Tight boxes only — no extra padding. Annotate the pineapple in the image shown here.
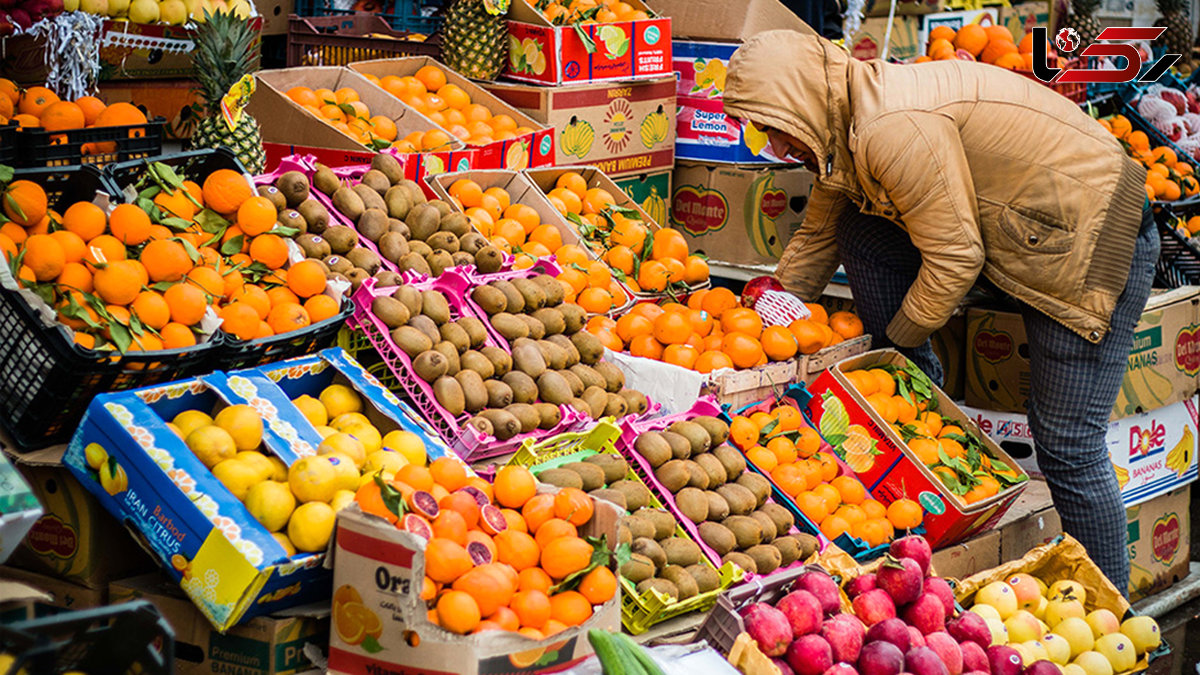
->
[188,7,265,174]
[1066,0,1104,50]
[1156,0,1194,67]
[441,0,509,81]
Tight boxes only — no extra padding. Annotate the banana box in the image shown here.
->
[613,170,672,225]
[673,41,786,164]
[64,377,333,631]
[348,56,555,171]
[845,16,921,61]
[0,449,41,566]
[806,349,1030,548]
[1127,485,1191,602]
[1108,395,1198,507]
[505,0,671,85]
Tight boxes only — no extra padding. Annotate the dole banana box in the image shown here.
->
[505,0,671,85]
[964,287,1200,418]
[670,161,814,269]
[1126,485,1191,602]
[348,56,555,171]
[806,349,1029,548]
[0,449,42,566]
[613,170,671,226]
[64,376,332,631]
[328,501,621,675]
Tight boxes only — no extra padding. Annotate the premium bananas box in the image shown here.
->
[63,376,333,631]
[613,170,671,225]
[964,287,1200,418]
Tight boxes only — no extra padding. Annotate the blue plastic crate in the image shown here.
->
[294,0,442,34]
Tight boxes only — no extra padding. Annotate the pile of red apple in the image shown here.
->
[0,0,67,36]
[739,535,1043,675]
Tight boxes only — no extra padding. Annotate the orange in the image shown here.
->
[662,343,700,369]
[430,456,469,491]
[18,86,59,117]
[233,284,271,319]
[164,283,208,326]
[683,256,709,285]
[886,498,923,530]
[23,234,65,282]
[629,334,664,359]
[576,287,614,314]
[511,589,552,629]
[729,416,759,450]
[821,515,851,540]
[56,262,93,293]
[831,475,866,505]
[237,196,277,236]
[637,259,670,292]
[553,487,593,526]
[494,465,537,508]
[720,307,763,339]
[437,590,481,635]
[869,369,896,396]
[788,319,827,355]
[720,332,764,369]
[139,240,191,282]
[650,227,688,261]
[93,259,144,305]
[652,311,692,345]
[449,179,484,208]
[615,313,653,345]
[908,437,942,465]
[829,311,863,339]
[3,180,48,227]
[250,234,289,269]
[796,491,829,524]
[549,590,592,627]
[577,566,617,605]
[39,101,85,131]
[761,325,798,361]
[521,493,556,535]
[161,323,196,349]
[202,169,253,215]
[866,393,898,423]
[540,536,592,579]
[415,65,448,92]
[186,266,224,300]
[694,350,734,373]
[981,38,1018,64]
[287,259,327,298]
[81,235,126,271]
[49,230,85,264]
[953,23,988,56]
[494,530,540,571]
[767,436,798,465]
[62,201,107,241]
[518,567,552,593]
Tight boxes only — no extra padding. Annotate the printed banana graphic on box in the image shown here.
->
[1166,425,1194,477]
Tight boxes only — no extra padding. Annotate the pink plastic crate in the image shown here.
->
[460,260,565,348]
[616,397,827,577]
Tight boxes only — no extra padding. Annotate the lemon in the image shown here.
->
[330,412,370,432]
[174,410,214,438]
[266,455,288,482]
[99,461,128,495]
[288,455,339,503]
[365,449,408,474]
[321,384,362,419]
[244,480,296,531]
[315,426,338,439]
[127,0,159,23]
[382,430,427,466]
[186,425,237,468]
[235,451,276,481]
[324,451,362,492]
[288,501,336,552]
[84,442,109,470]
[273,531,297,556]
[318,433,366,469]
[293,394,328,428]
[330,489,356,512]
[215,404,264,452]
[212,458,261,500]
[343,422,382,454]
[159,0,186,23]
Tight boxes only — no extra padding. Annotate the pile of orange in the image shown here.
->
[843,366,1026,505]
[784,303,864,355]
[1098,114,1198,201]
[918,24,1052,71]
[0,81,149,155]
[0,169,338,352]
[355,463,617,636]
[539,171,710,294]
[531,0,650,25]
[285,84,411,151]
[367,65,536,149]
[726,405,922,546]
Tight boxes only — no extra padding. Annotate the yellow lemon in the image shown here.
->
[235,451,276,481]
[318,432,366,469]
[186,425,237,468]
[320,384,362,419]
[288,501,336,552]
[365,449,408,475]
[330,489,356,512]
[324,451,362,492]
[266,455,288,482]
[84,442,109,470]
[288,455,339,503]
[165,422,183,437]
[273,531,297,556]
[215,404,264,452]
[293,394,328,428]
[173,409,214,438]
[212,458,261,500]
[316,425,338,439]
[99,461,128,495]
[343,422,382,454]
[330,412,370,432]
[382,430,427,466]
[244,480,296,531]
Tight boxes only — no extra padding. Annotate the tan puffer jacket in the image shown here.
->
[723,31,1147,347]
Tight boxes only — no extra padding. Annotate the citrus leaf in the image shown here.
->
[0,165,13,184]
[178,238,201,263]
[220,235,244,256]
[361,635,385,654]
[108,321,132,353]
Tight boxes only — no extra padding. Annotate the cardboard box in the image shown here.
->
[670,161,814,268]
[111,573,328,675]
[1127,485,1191,602]
[994,479,1062,563]
[0,576,51,624]
[806,349,1030,548]
[918,8,1001,48]
[797,335,874,385]
[99,18,264,81]
[349,57,555,170]
[254,0,289,35]
[673,41,784,164]
[846,16,921,61]
[998,0,1050,40]
[960,405,1038,476]
[0,565,108,617]
[97,79,200,141]
[482,77,676,179]
[6,446,154,589]
[249,67,476,181]
[505,0,671,85]
[930,528,1001,580]
[0,449,42,566]
[964,287,1200,417]
[328,502,621,675]
[932,313,967,402]
[864,0,946,16]
[613,169,671,226]
[646,0,818,42]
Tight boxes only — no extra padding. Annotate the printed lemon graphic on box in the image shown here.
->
[842,425,878,473]
[598,25,629,59]
[84,442,108,471]
[505,140,530,169]
[693,58,727,95]
[100,457,128,496]
[743,121,769,156]
[334,584,384,651]
[511,37,546,74]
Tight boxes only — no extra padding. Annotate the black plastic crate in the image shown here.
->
[0,163,220,450]
[287,13,440,67]
[293,0,443,34]
[0,601,173,674]
[214,298,354,370]
[1153,207,1200,288]
[103,147,245,195]
[0,122,17,165]
[16,117,166,169]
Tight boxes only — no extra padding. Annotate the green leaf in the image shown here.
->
[338,103,358,117]
[574,23,597,53]
[360,635,385,654]
[161,216,193,231]
[759,418,780,437]
[153,162,187,189]
[4,192,25,222]
[178,238,201,264]
[550,535,612,594]
[0,165,13,184]
[108,321,133,354]
[269,225,301,238]
[374,472,407,518]
[150,281,174,292]
[220,235,244,256]
[194,209,230,234]
[368,137,392,151]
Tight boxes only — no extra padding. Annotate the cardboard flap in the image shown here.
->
[646,0,816,41]
[3,444,68,467]
[0,579,52,605]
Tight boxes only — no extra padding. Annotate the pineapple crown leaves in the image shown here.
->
[193,8,261,111]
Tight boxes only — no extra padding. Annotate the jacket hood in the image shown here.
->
[724,31,857,186]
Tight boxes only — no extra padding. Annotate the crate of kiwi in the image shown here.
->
[510,421,744,634]
[618,398,825,580]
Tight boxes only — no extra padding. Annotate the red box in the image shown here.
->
[806,349,1029,548]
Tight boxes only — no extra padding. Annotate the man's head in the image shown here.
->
[758,126,818,169]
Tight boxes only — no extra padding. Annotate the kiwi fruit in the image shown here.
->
[660,565,698,600]
[519,314,547,340]
[438,322,470,354]
[583,453,627,485]
[393,285,422,315]
[451,251,475,267]
[662,539,702,568]
[491,280,525,313]
[471,286,508,315]
[562,462,606,491]
[546,335,581,367]
[686,564,720,594]
[323,255,351,275]
[670,421,712,457]
[433,341,460,376]
[277,209,306,234]
[538,341,567,371]
[426,251,454,276]
[391,326,432,358]
[312,164,340,196]
[371,153,404,185]
[430,201,452,218]
[297,234,331,260]
[406,203,441,241]
[654,460,690,493]
[620,554,656,584]
[581,387,608,419]
[458,232,488,255]
[683,460,710,490]
[531,307,565,336]
[505,403,540,433]
[481,346,512,377]
[634,432,672,469]
[622,516,656,541]
[559,303,585,334]
[536,468,583,489]
[397,252,432,276]
[352,184,387,212]
[569,364,606,391]
[723,552,757,574]
[439,212,470,237]
[693,454,728,488]
[408,315,441,343]
[698,522,736,556]
[635,508,676,540]
[331,187,365,222]
[474,246,504,273]
[478,409,521,440]
[398,180,426,205]
[592,361,624,391]
[409,240,433,257]
[636,578,679,601]
[660,431,692,461]
[432,376,465,416]
[570,331,604,366]
[618,389,649,415]
[346,248,381,275]
[536,371,572,405]
[772,536,801,567]
[484,380,513,408]
[359,170,390,196]
[412,350,449,382]
[378,232,409,263]
[723,515,764,549]
[467,415,494,437]
[345,268,370,290]
[717,483,758,516]
[713,445,747,481]
[512,278,547,311]
[532,274,565,305]
[322,226,357,255]
[706,491,730,521]
[603,394,629,419]
[276,171,311,206]
[692,416,731,446]
[675,487,709,524]
[454,370,488,413]
[609,480,650,512]
[491,313,529,341]
[759,503,795,536]
[384,185,413,220]
[631,538,667,571]
[426,231,460,254]
[459,350,495,380]
[534,402,562,429]
[589,488,626,511]
[510,341,547,378]
[746,545,782,574]
[503,371,538,405]
[388,218,410,237]
[750,511,778,542]
[374,270,402,287]
[257,184,286,211]
[735,472,772,508]
[420,291,451,325]
[794,533,820,561]
[618,524,632,547]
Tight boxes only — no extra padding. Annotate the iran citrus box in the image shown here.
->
[806,349,1029,548]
